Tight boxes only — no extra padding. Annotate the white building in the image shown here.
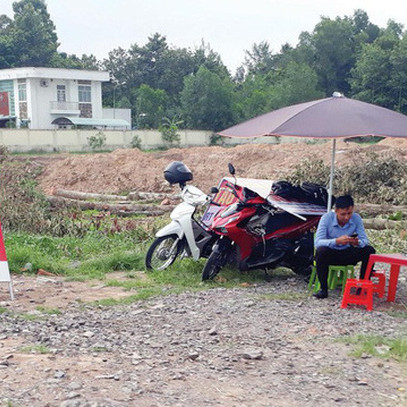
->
[0,67,130,129]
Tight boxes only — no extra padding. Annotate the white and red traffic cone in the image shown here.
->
[0,222,14,300]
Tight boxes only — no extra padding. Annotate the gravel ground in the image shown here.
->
[1,273,407,407]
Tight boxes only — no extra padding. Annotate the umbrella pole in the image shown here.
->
[327,139,336,211]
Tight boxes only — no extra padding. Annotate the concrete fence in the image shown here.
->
[0,128,286,153]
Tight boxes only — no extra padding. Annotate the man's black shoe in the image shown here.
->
[313,289,328,299]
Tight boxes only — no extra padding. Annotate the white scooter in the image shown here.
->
[145,162,219,271]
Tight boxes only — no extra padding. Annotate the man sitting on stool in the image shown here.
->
[313,194,375,299]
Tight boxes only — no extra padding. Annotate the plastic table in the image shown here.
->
[365,253,407,302]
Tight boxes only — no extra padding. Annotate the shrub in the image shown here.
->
[130,135,142,149]
[287,152,407,205]
[159,116,182,146]
[87,131,106,151]
[0,145,9,163]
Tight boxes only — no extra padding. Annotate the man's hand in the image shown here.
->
[336,235,359,246]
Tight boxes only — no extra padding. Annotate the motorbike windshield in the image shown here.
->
[221,177,327,217]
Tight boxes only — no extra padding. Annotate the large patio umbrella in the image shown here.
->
[218,92,407,210]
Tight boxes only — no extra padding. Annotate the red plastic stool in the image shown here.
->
[341,279,374,311]
[371,271,386,298]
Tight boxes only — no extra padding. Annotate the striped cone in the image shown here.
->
[0,222,14,300]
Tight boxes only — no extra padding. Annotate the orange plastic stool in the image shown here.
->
[371,271,386,298]
[341,279,374,311]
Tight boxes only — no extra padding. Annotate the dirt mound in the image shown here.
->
[38,139,407,195]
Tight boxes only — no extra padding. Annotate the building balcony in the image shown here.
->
[50,101,80,115]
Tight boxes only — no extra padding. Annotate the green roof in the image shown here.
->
[51,117,130,127]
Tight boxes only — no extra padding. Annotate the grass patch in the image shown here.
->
[255,292,309,301]
[35,306,62,315]
[0,307,8,313]
[20,345,51,354]
[93,287,169,306]
[339,334,407,361]
[17,313,45,321]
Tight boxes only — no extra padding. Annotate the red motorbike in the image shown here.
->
[201,164,328,281]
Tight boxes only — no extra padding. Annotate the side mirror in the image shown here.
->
[228,163,235,175]
[210,187,219,194]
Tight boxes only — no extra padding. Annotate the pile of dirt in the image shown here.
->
[37,139,407,195]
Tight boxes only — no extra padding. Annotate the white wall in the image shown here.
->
[0,129,287,152]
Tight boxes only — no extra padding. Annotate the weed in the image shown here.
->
[91,346,109,352]
[35,306,62,315]
[0,307,8,313]
[159,116,182,146]
[130,135,142,149]
[87,131,106,151]
[287,153,407,205]
[92,287,166,306]
[20,345,51,354]
[18,313,44,321]
[339,334,407,361]
[255,292,309,301]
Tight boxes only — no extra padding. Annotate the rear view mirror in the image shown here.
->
[228,163,235,175]
[210,187,219,194]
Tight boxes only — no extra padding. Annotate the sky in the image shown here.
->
[1,0,407,74]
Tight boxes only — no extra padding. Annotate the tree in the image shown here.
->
[135,84,168,129]
[11,0,59,66]
[269,62,324,110]
[350,22,402,110]
[181,66,235,131]
[243,41,276,76]
[0,15,14,68]
[389,33,407,112]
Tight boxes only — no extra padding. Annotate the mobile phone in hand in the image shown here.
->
[350,233,358,238]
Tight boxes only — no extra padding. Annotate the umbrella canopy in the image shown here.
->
[219,93,407,139]
[218,93,407,209]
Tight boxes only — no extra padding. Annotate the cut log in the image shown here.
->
[363,218,407,230]
[53,189,128,201]
[128,190,180,201]
[356,203,407,217]
[53,188,180,203]
[47,196,175,215]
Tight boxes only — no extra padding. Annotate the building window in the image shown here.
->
[57,85,66,102]
[78,85,91,103]
[18,82,27,102]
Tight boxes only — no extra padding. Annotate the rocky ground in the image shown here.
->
[1,272,407,407]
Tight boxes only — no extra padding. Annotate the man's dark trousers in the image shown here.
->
[315,246,376,291]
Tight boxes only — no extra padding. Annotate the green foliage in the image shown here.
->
[35,306,61,315]
[20,344,51,354]
[181,66,235,131]
[338,151,407,204]
[135,84,168,128]
[0,145,10,163]
[87,131,107,151]
[209,133,223,146]
[3,0,58,68]
[287,152,407,205]
[0,160,50,233]
[340,334,407,361]
[130,135,142,149]
[159,116,182,145]
[286,157,332,186]
[388,211,403,221]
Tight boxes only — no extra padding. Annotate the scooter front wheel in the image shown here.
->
[145,234,182,271]
[202,242,230,281]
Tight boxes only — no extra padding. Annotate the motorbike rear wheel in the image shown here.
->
[145,234,182,271]
[202,241,230,281]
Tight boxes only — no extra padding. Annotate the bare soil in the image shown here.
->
[37,138,407,196]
